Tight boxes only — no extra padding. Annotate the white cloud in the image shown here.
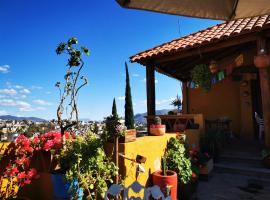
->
[33,99,52,106]
[0,88,17,95]
[132,74,140,77]
[20,89,31,94]
[117,96,125,101]
[36,107,46,111]
[0,65,10,73]
[0,99,34,112]
[14,85,24,89]
[0,99,17,106]
[0,110,7,115]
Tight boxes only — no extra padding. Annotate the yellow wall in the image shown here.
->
[187,80,241,135]
[104,134,176,188]
[184,78,255,140]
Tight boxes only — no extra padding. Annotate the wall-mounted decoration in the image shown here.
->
[235,54,244,67]
[240,80,248,87]
[242,91,250,97]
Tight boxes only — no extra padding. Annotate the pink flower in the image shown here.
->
[43,139,54,151]
[24,179,31,184]
[33,136,40,144]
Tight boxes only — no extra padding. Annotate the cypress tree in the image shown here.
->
[124,62,135,129]
[112,97,118,117]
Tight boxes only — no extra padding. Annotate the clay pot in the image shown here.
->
[149,125,166,136]
[153,170,177,200]
[254,54,270,69]
[209,61,218,74]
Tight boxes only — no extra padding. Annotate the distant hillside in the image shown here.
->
[0,115,47,122]
[134,109,171,124]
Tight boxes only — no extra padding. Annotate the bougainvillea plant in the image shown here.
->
[0,131,73,199]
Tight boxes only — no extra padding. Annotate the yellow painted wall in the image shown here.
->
[104,134,176,188]
[188,80,241,134]
[184,78,255,140]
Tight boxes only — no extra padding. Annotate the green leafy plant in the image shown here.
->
[60,132,117,200]
[55,37,89,136]
[191,64,212,92]
[102,115,126,142]
[171,95,182,112]
[165,137,193,184]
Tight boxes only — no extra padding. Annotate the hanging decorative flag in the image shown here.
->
[217,70,225,81]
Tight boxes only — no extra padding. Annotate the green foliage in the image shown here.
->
[102,115,126,142]
[112,98,118,118]
[55,37,89,134]
[60,132,117,200]
[191,64,212,92]
[165,137,192,184]
[154,116,162,125]
[171,95,182,111]
[124,62,135,129]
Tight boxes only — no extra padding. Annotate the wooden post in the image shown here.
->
[115,136,119,184]
[146,65,156,131]
[182,82,189,114]
[254,37,270,148]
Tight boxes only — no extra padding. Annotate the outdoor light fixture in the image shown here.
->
[254,48,270,69]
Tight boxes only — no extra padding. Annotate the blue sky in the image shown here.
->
[0,0,220,120]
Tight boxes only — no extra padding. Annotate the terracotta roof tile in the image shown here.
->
[131,15,270,63]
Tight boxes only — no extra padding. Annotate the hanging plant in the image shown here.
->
[191,64,212,92]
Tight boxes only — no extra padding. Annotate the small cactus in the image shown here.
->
[162,157,167,176]
[154,116,162,125]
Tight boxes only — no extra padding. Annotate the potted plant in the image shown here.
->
[171,95,182,114]
[165,137,197,200]
[153,157,177,200]
[59,132,117,199]
[191,64,212,92]
[103,115,136,143]
[189,149,213,179]
[150,116,166,136]
[262,149,270,168]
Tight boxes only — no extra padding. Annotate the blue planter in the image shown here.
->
[51,173,83,200]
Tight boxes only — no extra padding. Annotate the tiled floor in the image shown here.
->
[195,172,270,200]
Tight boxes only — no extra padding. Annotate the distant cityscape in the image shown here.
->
[0,109,171,142]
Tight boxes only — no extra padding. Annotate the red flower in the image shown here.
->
[18,172,26,180]
[24,179,31,184]
[43,139,54,151]
[27,168,37,179]
[192,172,197,178]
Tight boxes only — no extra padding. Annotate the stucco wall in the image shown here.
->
[187,80,242,135]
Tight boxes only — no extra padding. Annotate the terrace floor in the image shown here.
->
[195,172,270,200]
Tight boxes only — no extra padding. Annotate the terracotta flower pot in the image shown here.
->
[150,125,166,136]
[153,170,177,200]
[254,54,270,69]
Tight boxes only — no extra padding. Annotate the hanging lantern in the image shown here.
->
[254,49,270,69]
[209,60,218,74]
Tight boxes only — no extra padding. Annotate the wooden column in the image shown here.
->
[254,37,270,148]
[146,65,156,129]
[182,82,189,114]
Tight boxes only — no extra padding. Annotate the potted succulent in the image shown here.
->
[153,157,177,200]
[150,116,166,136]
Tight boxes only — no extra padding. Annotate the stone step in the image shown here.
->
[214,163,270,181]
